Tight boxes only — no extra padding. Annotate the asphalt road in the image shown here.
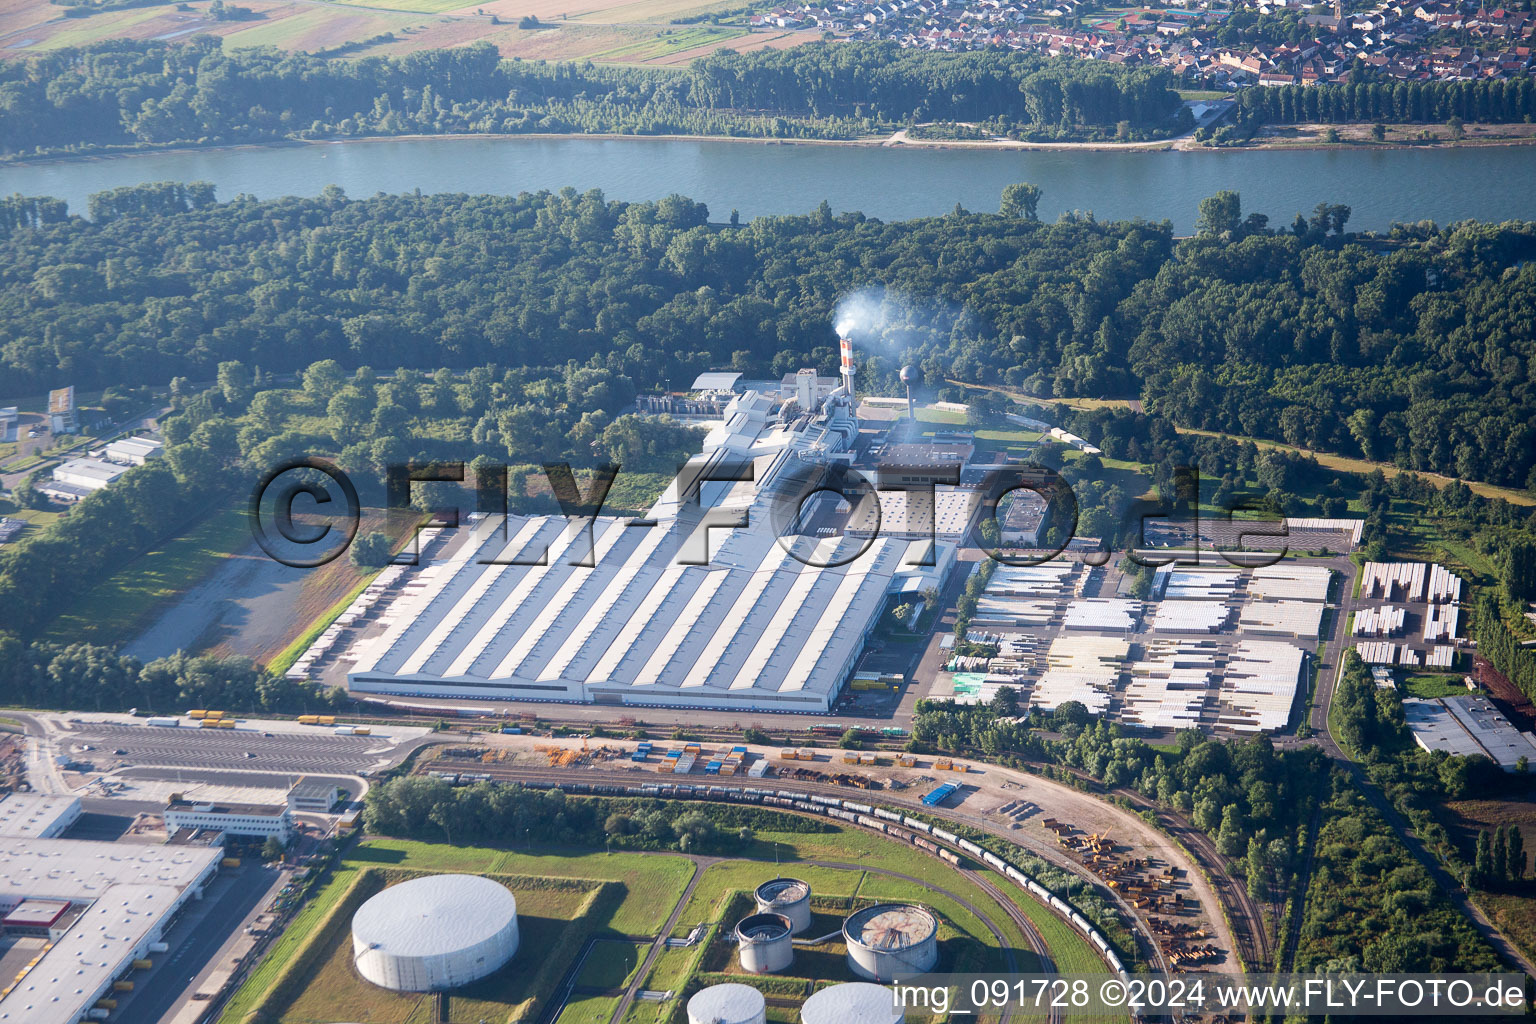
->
[112,862,282,1024]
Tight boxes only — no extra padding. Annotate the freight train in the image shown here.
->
[509,777,1126,975]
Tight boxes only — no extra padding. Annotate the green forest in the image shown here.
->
[0,39,1185,159]
[4,183,1536,495]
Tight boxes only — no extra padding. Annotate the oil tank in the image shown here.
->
[842,904,938,981]
[735,912,794,974]
[688,983,767,1024]
[801,982,905,1024]
[753,878,812,934]
[351,874,519,991]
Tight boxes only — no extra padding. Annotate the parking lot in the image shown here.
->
[60,720,416,776]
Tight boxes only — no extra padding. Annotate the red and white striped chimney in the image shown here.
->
[838,337,856,400]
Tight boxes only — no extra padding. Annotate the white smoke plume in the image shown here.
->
[832,286,972,353]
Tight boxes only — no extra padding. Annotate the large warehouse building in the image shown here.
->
[0,826,222,1024]
[345,361,963,712]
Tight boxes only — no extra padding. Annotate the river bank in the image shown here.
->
[8,118,1536,170]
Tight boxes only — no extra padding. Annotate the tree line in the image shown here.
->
[1237,77,1536,125]
[362,774,827,851]
[0,38,1184,160]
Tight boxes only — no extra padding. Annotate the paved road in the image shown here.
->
[112,862,283,1024]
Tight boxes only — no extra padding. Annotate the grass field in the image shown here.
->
[1402,671,1468,699]
[232,812,1110,1024]
[574,940,647,989]
[349,840,696,935]
[559,993,624,1024]
[43,505,250,647]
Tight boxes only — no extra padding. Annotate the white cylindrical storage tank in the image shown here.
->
[688,983,767,1024]
[754,878,812,934]
[801,982,905,1024]
[842,904,938,981]
[735,912,794,974]
[351,874,519,991]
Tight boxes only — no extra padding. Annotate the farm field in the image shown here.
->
[0,0,792,61]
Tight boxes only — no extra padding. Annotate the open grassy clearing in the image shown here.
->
[574,940,647,989]
[43,505,250,647]
[1401,671,1469,699]
[558,994,624,1024]
[349,840,695,935]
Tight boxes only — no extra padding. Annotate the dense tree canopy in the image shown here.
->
[4,183,1536,491]
[0,38,1183,159]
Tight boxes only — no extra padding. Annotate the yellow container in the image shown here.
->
[186,709,207,719]
[113,981,134,992]
[222,857,241,868]
[96,999,118,1010]
[131,959,153,970]
[317,715,336,725]
[353,727,371,736]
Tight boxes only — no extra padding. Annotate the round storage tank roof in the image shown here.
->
[755,879,809,905]
[351,874,519,991]
[843,904,937,951]
[801,983,904,1024]
[688,983,767,1024]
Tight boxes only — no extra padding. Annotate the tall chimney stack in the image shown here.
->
[838,337,857,402]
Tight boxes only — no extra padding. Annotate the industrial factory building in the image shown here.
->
[344,343,969,712]
[0,830,222,1024]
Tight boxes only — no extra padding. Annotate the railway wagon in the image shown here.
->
[1070,912,1091,935]
[1092,932,1110,953]
[843,801,874,814]
[1003,865,1028,887]
[1049,896,1071,916]
[981,851,1007,872]
[873,807,903,823]
[914,837,938,853]
[902,816,931,832]
[957,839,984,857]
[810,794,841,806]
[888,826,915,843]
[932,827,959,844]
[1026,879,1050,902]
[938,849,961,866]
[856,814,884,830]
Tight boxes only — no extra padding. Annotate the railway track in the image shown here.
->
[962,866,1063,1024]
[440,762,1169,979]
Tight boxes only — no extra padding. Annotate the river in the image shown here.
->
[3,135,1534,233]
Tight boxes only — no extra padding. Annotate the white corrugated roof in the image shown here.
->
[351,875,516,957]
